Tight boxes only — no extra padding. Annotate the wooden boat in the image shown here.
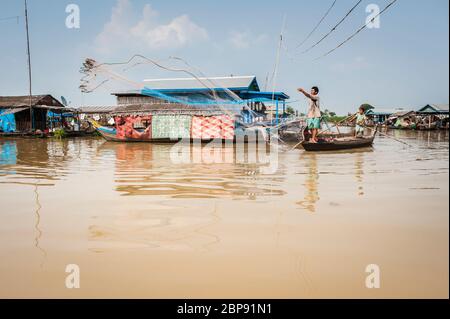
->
[91,120,268,144]
[416,125,439,131]
[62,129,97,138]
[301,126,378,152]
[277,121,356,144]
[388,125,417,130]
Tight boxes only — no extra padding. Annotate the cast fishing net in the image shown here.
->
[79,55,262,120]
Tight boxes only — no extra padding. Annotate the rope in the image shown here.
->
[364,124,413,147]
[300,0,364,54]
[316,0,400,60]
[296,0,338,49]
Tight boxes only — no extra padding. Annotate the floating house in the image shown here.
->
[85,76,290,143]
[112,76,290,124]
[365,108,409,124]
[366,104,450,129]
[416,104,449,130]
[417,104,449,116]
[0,95,67,133]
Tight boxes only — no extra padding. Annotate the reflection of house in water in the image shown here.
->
[297,154,319,213]
[98,143,286,200]
[0,139,83,185]
[0,141,17,166]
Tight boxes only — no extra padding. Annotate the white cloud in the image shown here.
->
[229,30,268,50]
[95,0,208,53]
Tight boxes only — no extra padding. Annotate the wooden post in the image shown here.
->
[24,0,33,132]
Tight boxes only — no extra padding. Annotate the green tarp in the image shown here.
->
[152,115,192,139]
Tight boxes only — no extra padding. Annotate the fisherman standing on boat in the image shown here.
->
[298,87,321,143]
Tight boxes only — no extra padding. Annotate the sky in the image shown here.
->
[0,0,449,114]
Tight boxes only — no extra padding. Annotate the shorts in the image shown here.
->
[355,125,365,133]
[307,118,321,129]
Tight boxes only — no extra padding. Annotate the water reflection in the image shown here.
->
[355,152,365,196]
[388,129,449,148]
[296,153,319,213]
[98,142,287,200]
[0,141,17,167]
[33,181,47,267]
[0,139,62,185]
[88,203,223,253]
[88,142,288,252]
[1,140,50,265]
[0,138,104,185]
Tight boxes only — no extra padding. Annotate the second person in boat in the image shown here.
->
[355,106,367,137]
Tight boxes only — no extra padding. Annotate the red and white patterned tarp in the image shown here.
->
[191,116,235,140]
[114,115,152,140]
[217,115,235,140]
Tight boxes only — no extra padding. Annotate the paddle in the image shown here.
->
[364,125,414,148]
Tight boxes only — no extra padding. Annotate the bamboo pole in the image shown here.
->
[318,113,357,136]
[364,125,413,147]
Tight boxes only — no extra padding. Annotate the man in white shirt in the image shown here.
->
[298,86,321,143]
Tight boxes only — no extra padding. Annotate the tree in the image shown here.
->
[285,106,295,115]
[360,103,374,111]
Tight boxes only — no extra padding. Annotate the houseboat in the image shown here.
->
[0,95,71,137]
[87,76,291,144]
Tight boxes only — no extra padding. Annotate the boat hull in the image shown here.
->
[302,136,375,152]
[95,124,268,144]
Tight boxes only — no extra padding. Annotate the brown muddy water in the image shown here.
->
[0,130,448,298]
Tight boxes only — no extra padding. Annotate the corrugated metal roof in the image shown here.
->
[76,103,232,115]
[0,95,64,108]
[141,76,259,91]
[114,103,224,113]
[430,104,449,111]
[416,104,449,114]
[389,110,416,118]
[366,108,407,115]
[0,107,29,116]
[76,106,118,113]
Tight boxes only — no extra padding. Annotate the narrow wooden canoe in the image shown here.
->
[301,127,377,152]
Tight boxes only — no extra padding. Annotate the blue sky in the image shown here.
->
[0,0,448,114]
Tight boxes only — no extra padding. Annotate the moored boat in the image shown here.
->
[90,120,269,144]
